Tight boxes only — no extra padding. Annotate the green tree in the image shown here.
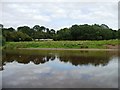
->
[57,28,71,40]
[17,26,32,37]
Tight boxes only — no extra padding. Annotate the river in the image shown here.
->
[1,49,118,88]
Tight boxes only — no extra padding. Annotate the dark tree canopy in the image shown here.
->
[1,24,119,42]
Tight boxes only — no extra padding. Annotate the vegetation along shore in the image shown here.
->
[3,40,119,49]
[1,24,119,50]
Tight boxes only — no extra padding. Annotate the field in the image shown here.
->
[3,40,119,49]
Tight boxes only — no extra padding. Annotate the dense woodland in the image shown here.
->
[1,24,120,43]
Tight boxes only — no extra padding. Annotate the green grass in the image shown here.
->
[3,40,119,49]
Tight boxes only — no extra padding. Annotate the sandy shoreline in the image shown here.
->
[18,48,119,51]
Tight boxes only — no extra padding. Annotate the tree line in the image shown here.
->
[1,24,119,42]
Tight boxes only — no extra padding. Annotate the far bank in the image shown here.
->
[3,40,119,50]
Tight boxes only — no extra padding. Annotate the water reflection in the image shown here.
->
[2,50,118,68]
[1,49,118,88]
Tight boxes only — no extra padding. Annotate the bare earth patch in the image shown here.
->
[105,44,119,49]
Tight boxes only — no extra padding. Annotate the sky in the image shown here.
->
[0,0,119,30]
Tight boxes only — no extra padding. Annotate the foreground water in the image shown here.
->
[1,49,118,88]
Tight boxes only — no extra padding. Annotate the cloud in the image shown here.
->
[1,0,119,2]
[1,1,118,30]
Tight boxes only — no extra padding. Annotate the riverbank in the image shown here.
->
[18,48,118,51]
[3,40,119,49]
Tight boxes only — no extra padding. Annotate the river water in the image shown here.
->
[1,49,118,88]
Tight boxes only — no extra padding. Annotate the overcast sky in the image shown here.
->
[0,0,119,30]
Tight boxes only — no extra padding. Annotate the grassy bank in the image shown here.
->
[3,40,119,49]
